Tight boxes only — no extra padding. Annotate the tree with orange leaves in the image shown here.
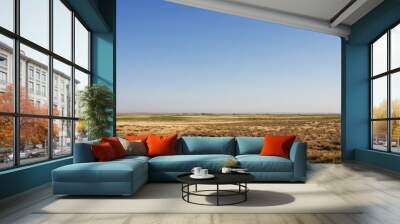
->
[0,84,59,151]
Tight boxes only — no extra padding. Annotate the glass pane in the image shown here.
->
[53,59,72,117]
[53,119,72,157]
[0,34,14,112]
[20,0,49,49]
[20,117,49,165]
[391,72,400,118]
[372,121,388,151]
[0,0,14,31]
[372,33,387,76]
[0,116,13,170]
[53,0,72,60]
[74,69,89,117]
[20,44,49,115]
[392,24,400,70]
[372,77,387,119]
[75,120,88,143]
[391,120,400,153]
[74,17,89,70]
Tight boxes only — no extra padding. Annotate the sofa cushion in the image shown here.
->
[101,137,127,158]
[236,155,293,172]
[53,158,147,183]
[91,142,118,161]
[236,137,263,155]
[147,135,177,157]
[260,135,296,159]
[179,137,235,155]
[149,154,235,172]
[120,139,147,156]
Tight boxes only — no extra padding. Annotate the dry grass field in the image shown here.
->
[117,114,341,163]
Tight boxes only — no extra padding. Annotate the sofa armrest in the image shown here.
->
[73,140,100,163]
[289,141,307,181]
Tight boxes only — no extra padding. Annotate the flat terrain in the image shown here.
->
[117,114,341,163]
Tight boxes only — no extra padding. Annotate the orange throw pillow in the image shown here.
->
[91,142,117,161]
[146,135,177,157]
[101,137,127,158]
[125,135,148,141]
[260,135,296,159]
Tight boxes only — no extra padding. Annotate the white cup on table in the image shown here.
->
[200,169,208,176]
[191,167,202,176]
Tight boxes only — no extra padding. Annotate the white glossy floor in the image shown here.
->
[1,163,400,224]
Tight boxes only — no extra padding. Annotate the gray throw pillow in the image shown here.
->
[119,138,147,156]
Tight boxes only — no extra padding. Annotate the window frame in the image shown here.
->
[370,21,400,154]
[0,0,92,171]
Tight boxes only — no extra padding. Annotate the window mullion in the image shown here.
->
[71,10,76,154]
[13,0,20,167]
[48,0,54,160]
[388,30,392,152]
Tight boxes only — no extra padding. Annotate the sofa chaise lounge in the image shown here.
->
[52,137,307,196]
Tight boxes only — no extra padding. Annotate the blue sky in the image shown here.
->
[117,0,341,114]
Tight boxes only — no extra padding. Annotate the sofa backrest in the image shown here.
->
[178,137,236,155]
[235,137,264,155]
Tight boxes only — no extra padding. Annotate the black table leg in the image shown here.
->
[245,183,247,201]
[216,184,219,206]
[195,184,198,192]
[187,184,190,202]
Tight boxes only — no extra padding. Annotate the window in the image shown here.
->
[53,119,72,158]
[42,85,46,97]
[0,0,91,170]
[74,69,89,118]
[20,0,49,49]
[371,23,400,153]
[0,116,13,170]
[75,18,90,70]
[53,0,72,60]
[19,117,49,165]
[0,0,14,32]
[53,59,72,117]
[28,67,34,80]
[35,70,40,81]
[0,71,7,92]
[28,82,34,94]
[0,55,7,67]
[0,53,8,90]
[0,34,13,113]
[35,84,40,95]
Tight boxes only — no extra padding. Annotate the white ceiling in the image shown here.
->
[167,0,384,38]
[228,0,352,22]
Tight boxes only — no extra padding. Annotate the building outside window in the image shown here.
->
[0,0,91,170]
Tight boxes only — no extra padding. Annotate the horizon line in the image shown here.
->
[117,112,341,115]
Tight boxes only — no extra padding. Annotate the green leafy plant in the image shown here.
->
[79,84,114,140]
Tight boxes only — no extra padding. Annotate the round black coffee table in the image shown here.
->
[177,173,255,206]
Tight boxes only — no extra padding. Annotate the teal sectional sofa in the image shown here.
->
[52,137,307,196]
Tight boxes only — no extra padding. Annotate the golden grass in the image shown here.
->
[117,114,341,163]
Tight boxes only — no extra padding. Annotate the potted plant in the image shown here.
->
[79,84,114,140]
